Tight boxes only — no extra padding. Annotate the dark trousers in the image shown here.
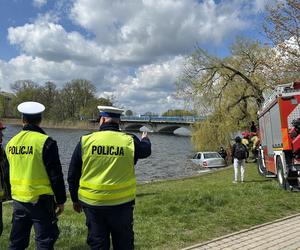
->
[9,196,59,250]
[83,204,134,250]
[0,201,3,237]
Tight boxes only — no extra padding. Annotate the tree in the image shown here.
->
[8,78,115,121]
[191,111,233,151]
[58,80,114,120]
[10,80,41,116]
[125,110,133,116]
[0,92,14,118]
[162,109,196,116]
[264,0,300,72]
[11,80,39,93]
[38,82,59,119]
[80,97,113,120]
[143,112,158,116]
[178,38,285,150]
[60,79,96,120]
[97,97,113,107]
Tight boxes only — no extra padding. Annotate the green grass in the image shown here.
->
[2,164,300,249]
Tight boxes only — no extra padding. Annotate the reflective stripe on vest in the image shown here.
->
[79,130,135,206]
[6,130,53,202]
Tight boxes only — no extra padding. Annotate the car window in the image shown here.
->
[203,153,221,159]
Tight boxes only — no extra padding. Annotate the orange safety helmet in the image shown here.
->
[0,121,6,130]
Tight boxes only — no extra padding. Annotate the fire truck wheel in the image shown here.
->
[257,150,266,176]
[277,157,288,190]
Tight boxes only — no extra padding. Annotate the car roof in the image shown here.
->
[196,151,219,154]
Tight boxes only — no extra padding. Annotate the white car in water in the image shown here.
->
[191,151,226,168]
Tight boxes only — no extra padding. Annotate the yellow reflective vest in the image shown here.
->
[242,138,249,146]
[79,130,135,206]
[6,130,53,202]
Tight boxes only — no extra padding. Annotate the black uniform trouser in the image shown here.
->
[9,196,59,250]
[83,204,134,250]
[0,201,3,237]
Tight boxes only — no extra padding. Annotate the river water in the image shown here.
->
[2,124,202,183]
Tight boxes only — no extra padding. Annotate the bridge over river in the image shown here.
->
[119,116,204,134]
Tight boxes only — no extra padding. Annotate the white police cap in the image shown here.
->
[97,106,124,117]
[17,101,45,115]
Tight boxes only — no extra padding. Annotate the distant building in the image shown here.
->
[0,91,14,118]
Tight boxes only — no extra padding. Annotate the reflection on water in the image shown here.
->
[3,124,201,182]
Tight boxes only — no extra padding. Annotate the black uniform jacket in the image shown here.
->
[8,124,67,205]
[67,123,152,205]
[0,147,11,201]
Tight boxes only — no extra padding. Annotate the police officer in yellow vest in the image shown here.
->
[68,106,151,250]
[0,121,10,237]
[6,101,66,250]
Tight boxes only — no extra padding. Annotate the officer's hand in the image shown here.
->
[141,131,148,139]
[56,204,64,216]
[73,202,82,213]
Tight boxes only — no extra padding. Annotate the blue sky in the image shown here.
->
[0,0,274,114]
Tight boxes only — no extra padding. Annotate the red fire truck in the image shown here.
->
[257,80,300,190]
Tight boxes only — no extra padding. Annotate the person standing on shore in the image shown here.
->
[218,146,227,161]
[0,121,10,237]
[68,105,151,250]
[5,101,66,249]
[231,136,248,183]
[250,121,257,133]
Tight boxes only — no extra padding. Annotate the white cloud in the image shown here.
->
[102,56,186,114]
[254,0,279,12]
[2,0,268,114]
[7,22,109,66]
[0,55,108,91]
[8,0,251,67]
[69,0,249,62]
[33,0,47,8]
[0,55,186,114]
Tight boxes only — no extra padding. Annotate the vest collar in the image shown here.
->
[99,123,120,131]
[23,124,46,135]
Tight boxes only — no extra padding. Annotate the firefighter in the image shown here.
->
[291,118,300,138]
[6,101,66,250]
[250,134,260,161]
[241,131,250,146]
[250,121,257,133]
[68,106,151,250]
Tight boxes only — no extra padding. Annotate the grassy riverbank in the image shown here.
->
[2,118,98,130]
[2,164,300,249]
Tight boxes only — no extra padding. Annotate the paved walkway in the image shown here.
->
[182,213,300,250]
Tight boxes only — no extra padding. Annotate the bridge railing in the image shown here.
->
[120,116,205,122]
